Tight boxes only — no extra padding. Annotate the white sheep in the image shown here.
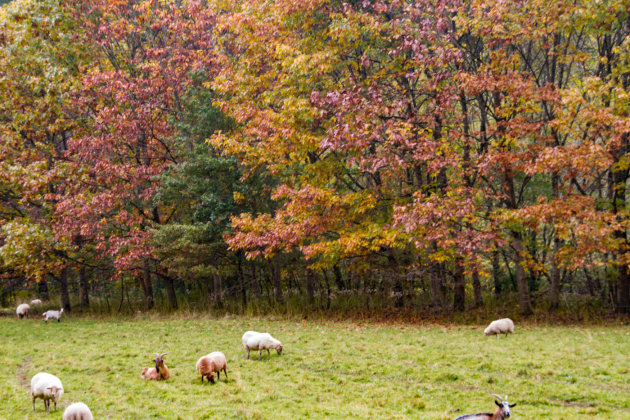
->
[30,372,64,413]
[16,303,30,319]
[484,318,515,339]
[30,299,42,306]
[196,351,228,383]
[63,402,93,420]
[242,331,283,360]
[43,308,64,322]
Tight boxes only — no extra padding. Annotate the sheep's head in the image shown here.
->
[276,344,283,355]
[492,394,515,418]
[47,385,62,401]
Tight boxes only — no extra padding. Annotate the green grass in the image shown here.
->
[0,315,629,419]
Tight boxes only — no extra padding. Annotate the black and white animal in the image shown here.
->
[455,394,516,420]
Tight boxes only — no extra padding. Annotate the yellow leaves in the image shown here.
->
[233,191,245,204]
[0,219,66,280]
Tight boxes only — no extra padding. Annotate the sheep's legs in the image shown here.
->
[217,371,220,380]
[45,399,49,413]
[259,349,263,360]
[247,349,250,359]
[201,374,204,383]
[53,399,57,411]
[267,349,270,356]
[32,396,35,410]
[223,368,228,379]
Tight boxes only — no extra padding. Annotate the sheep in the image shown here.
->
[455,395,516,420]
[30,372,64,413]
[484,318,514,339]
[30,299,42,306]
[196,351,228,383]
[43,308,64,322]
[63,402,93,420]
[242,331,283,360]
[16,303,30,319]
[141,352,170,380]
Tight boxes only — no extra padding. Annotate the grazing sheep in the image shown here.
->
[196,351,228,383]
[63,402,93,420]
[16,303,30,319]
[30,372,64,413]
[242,331,283,360]
[43,308,64,322]
[141,352,170,380]
[484,318,514,339]
[455,395,516,420]
[30,299,42,306]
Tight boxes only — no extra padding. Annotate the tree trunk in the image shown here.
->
[271,263,283,303]
[306,268,315,304]
[238,255,246,308]
[612,168,630,313]
[38,278,50,301]
[513,231,533,316]
[333,264,345,290]
[549,171,562,310]
[491,250,502,295]
[388,251,403,308]
[429,261,443,309]
[78,265,89,308]
[472,269,483,308]
[163,275,178,310]
[549,237,561,310]
[250,265,260,297]
[142,259,154,309]
[617,255,630,314]
[213,275,222,307]
[453,261,465,312]
[322,269,331,309]
[58,267,71,312]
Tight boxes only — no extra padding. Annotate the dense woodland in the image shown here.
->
[1,0,629,316]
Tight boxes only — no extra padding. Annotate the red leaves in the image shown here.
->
[50,0,217,272]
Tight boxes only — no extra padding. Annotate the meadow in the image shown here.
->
[1,314,629,419]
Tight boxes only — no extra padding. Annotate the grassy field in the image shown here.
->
[0,314,628,419]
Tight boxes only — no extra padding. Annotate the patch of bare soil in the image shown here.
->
[16,355,32,390]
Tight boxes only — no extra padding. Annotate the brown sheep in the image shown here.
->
[140,352,170,380]
[195,351,227,383]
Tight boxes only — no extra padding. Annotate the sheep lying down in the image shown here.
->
[242,331,283,360]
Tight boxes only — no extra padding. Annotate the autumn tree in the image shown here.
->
[52,0,216,309]
[0,0,93,310]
